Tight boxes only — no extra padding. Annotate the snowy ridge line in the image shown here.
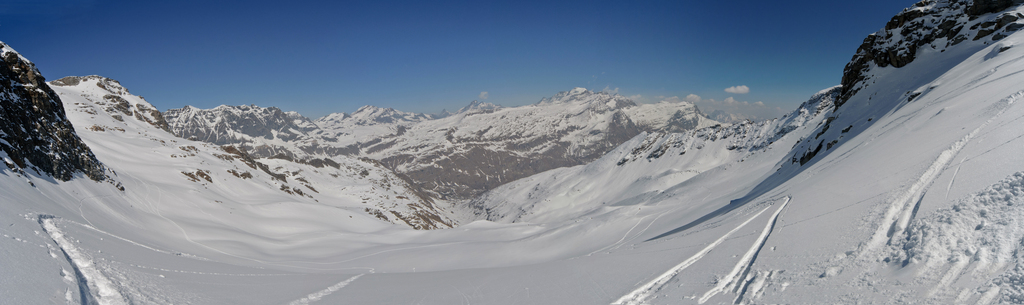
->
[287,273,365,305]
[699,197,790,304]
[862,91,1022,257]
[39,215,129,305]
[612,197,786,305]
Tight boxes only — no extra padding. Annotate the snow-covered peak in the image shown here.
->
[315,112,350,126]
[536,87,637,111]
[354,104,382,113]
[50,75,131,96]
[456,100,501,114]
[625,99,719,133]
[347,105,432,125]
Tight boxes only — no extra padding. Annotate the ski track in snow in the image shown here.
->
[586,214,650,256]
[946,156,968,200]
[862,91,1021,257]
[699,197,789,304]
[286,273,364,305]
[40,216,129,305]
[612,197,788,305]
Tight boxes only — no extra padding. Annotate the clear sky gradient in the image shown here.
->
[2,0,917,119]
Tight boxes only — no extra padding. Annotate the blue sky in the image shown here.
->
[2,0,917,119]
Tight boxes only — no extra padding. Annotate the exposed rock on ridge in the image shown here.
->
[51,76,171,133]
[839,0,1024,108]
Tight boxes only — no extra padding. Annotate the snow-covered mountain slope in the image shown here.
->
[467,86,840,224]
[49,75,455,230]
[165,87,718,200]
[9,1,1024,304]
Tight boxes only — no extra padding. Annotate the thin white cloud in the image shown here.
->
[685,94,701,103]
[602,86,620,94]
[725,85,750,94]
[479,91,489,100]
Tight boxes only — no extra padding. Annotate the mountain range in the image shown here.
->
[5,0,1024,304]
[162,86,718,200]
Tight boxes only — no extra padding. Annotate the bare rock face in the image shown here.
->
[0,42,108,182]
[838,0,1024,108]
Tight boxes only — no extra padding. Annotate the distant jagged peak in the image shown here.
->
[316,111,350,123]
[173,104,316,127]
[456,100,501,114]
[536,87,637,110]
[348,104,432,125]
[434,108,453,119]
[838,0,1024,108]
[354,104,386,113]
[211,103,287,114]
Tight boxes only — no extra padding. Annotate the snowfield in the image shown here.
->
[5,1,1024,304]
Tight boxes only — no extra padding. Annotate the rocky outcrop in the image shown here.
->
[0,42,108,182]
[838,0,1024,108]
[51,76,171,132]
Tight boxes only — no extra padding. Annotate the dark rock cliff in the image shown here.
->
[0,42,108,182]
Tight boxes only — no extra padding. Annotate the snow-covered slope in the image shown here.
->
[50,75,455,230]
